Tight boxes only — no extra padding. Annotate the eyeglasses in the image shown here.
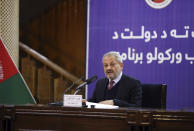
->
[103,63,117,68]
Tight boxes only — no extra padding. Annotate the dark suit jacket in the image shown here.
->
[89,74,142,107]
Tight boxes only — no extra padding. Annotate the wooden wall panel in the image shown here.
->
[20,0,86,78]
[21,56,36,97]
[54,77,67,101]
[37,67,53,104]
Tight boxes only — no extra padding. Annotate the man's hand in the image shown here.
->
[82,99,87,104]
[99,100,114,105]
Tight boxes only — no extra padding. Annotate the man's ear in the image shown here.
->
[120,63,124,69]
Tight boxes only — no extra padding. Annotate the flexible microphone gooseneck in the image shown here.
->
[74,75,98,95]
[64,76,85,93]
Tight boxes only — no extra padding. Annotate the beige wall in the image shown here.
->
[0,0,19,67]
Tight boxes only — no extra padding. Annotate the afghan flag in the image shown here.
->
[0,38,36,105]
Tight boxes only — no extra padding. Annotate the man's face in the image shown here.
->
[103,55,123,80]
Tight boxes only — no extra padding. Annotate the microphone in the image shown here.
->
[64,76,85,93]
[75,75,98,91]
[48,76,85,106]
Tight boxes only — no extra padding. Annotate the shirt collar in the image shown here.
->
[109,72,122,85]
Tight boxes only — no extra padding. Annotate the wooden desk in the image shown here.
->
[0,105,4,131]
[2,105,194,131]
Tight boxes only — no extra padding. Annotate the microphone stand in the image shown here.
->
[74,89,81,95]
[48,76,84,106]
[64,76,85,94]
[74,75,98,95]
[64,82,75,93]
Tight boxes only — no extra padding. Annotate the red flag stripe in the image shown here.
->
[0,39,18,82]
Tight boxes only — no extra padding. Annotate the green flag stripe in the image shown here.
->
[0,73,36,105]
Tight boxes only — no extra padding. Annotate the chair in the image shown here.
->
[141,84,167,109]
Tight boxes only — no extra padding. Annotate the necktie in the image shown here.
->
[109,80,114,90]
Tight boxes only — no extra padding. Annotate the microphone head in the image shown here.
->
[86,75,98,84]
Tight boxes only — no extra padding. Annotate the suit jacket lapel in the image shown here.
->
[100,78,109,100]
[116,74,124,98]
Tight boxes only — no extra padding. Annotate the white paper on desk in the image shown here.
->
[86,102,119,109]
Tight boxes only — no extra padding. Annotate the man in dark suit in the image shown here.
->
[89,51,142,107]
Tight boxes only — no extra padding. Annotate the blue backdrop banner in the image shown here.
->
[86,0,194,109]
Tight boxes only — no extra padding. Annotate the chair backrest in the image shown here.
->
[141,84,167,109]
